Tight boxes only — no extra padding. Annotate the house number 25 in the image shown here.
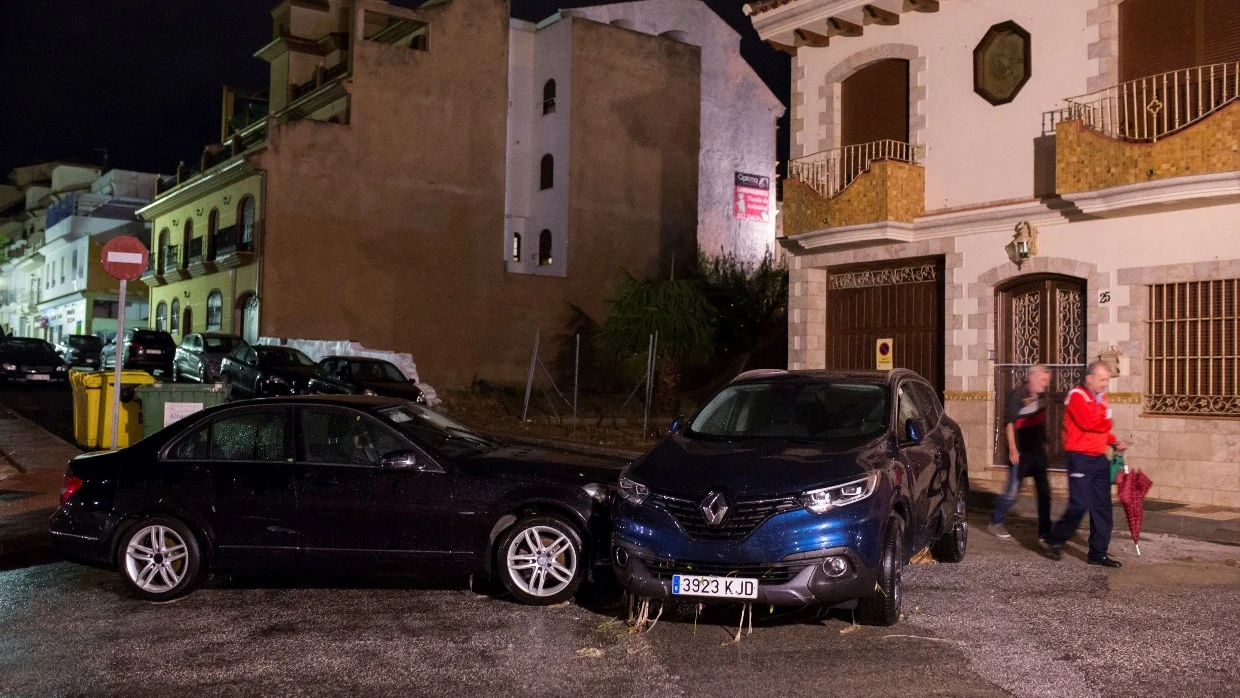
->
[1098,291,1111,305]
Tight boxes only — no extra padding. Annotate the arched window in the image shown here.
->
[542,79,556,115]
[511,233,522,262]
[181,219,192,269]
[170,299,180,333]
[207,290,223,331]
[539,154,554,190]
[238,196,256,251]
[155,302,167,331]
[158,228,170,273]
[206,208,219,261]
[538,230,553,266]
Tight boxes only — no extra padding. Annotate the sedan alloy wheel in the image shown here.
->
[119,517,202,601]
[498,516,584,605]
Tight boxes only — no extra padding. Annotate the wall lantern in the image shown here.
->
[1008,221,1039,269]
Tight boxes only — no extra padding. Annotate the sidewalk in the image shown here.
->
[0,402,81,560]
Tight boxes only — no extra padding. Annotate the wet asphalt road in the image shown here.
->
[2,515,1238,698]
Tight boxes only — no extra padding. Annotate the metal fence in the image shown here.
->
[1047,61,1240,142]
[788,139,921,199]
[992,363,1086,469]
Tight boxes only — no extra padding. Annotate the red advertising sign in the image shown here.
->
[101,236,150,281]
[733,172,770,222]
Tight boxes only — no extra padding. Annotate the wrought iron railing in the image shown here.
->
[214,226,237,256]
[788,139,920,198]
[1049,61,1240,142]
[160,245,179,274]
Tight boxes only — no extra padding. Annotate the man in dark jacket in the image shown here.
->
[988,364,1052,540]
[1046,362,1130,566]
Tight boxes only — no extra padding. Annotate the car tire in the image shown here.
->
[930,475,968,564]
[253,377,263,398]
[496,514,586,606]
[857,515,904,627]
[116,516,203,602]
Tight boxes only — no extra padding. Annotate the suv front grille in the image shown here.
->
[650,493,800,540]
[635,556,801,583]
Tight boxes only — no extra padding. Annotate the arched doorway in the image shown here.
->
[993,274,1086,466]
[183,307,193,336]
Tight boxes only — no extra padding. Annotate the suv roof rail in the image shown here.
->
[731,368,789,382]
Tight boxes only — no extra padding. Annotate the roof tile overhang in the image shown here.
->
[745,0,937,53]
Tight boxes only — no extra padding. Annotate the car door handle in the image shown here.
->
[305,473,339,486]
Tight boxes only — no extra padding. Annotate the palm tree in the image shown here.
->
[597,272,715,416]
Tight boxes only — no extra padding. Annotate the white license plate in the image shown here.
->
[671,574,758,599]
[28,374,50,381]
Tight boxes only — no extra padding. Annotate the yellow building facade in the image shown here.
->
[138,164,262,344]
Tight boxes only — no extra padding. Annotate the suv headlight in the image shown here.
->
[267,375,287,384]
[617,474,649,506]
[1,363,15,371]
[799,473,880,514]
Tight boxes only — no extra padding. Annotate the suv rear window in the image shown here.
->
[68,336,103,349]
[133,330,175,347]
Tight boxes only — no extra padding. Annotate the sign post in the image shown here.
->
[101,236,150,450]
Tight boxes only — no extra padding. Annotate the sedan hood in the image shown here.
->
[628,433,891,498]
[456,444,627,485]
[358,380,423,399]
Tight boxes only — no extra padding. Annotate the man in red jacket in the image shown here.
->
[1046,362,1129,566]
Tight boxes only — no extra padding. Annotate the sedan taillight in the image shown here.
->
[60,475,84,505]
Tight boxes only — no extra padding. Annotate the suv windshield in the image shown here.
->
[68,336,102,349]
[687,381,889,441]
[203,336,243,352]
[349,360,406,382]
[256,347,314,366]
[378,404,499,457]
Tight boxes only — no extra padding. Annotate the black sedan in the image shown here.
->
[0,338,69,385]
[220,344,317,397]
[50,395,623,604]
[308,355,425,403]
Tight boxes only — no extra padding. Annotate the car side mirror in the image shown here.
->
[669,415,684,434]
[904,418,925,443]
[380,450,421,469]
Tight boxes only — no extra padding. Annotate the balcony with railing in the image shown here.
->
[1048,61,1240,201]
[212,224,255,268]
[782,139,925,237]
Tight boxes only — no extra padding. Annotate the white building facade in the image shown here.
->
[751,0,1240,507]
[506,0,785,272]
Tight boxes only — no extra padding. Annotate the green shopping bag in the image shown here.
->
[1110,452,1125,484]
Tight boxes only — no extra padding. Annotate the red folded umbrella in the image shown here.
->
[1115,466,1153,555]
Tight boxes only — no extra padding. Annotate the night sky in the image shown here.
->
[0,0,788,179]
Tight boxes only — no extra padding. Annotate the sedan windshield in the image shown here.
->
[1,338,55,353]
[349,360,406,382]
[688,381,889,441]
[68,336,103,349]
[378,404,499,457]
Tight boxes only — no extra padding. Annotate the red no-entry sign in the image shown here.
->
[101,236,150,281]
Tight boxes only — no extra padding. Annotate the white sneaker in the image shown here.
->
[987,522,1012,538]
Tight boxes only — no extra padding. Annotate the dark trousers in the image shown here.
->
[1048,452,1113,560]
[990,450,1051,537]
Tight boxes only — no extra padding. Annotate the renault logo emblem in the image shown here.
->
[700,491,729,526]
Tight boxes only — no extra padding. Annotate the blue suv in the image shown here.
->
[611,369,968,626]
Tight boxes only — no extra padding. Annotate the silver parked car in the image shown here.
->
[173,333,247,383]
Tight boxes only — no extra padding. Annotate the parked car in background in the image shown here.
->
[173,332,247,383]
[308,356,425,403]
[0,338,69,386]
[99,329,176,378]
[50,395,622,604]
[221,344,316,397]
[612,369,968,627]
[55,335,103,369]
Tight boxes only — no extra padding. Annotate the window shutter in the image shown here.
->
[840,59,909,147]
[1204,0,1240,64]
[1120,0,1196,81]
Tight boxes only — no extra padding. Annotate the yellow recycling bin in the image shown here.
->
[70,369,157,449]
